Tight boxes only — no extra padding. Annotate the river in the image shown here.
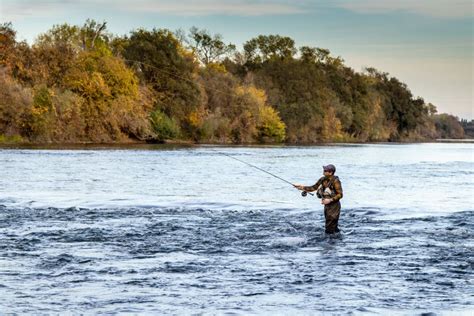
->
[0,143,472,314]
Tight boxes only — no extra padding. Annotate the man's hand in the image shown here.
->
[321,198,332,205]
[293,184,304,190]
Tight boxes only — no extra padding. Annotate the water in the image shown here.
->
[0,143,473,314]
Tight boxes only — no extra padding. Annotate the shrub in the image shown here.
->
[256,105,286,142]
[150,109,181,141]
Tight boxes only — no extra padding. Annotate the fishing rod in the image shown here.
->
[212,149,314,197]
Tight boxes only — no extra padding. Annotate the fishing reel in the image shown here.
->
[301,191,314,197]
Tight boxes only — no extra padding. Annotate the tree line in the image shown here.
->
[0,20,467,144]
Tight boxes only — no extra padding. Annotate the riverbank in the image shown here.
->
[1,138,473,150]
[435,138,474,143]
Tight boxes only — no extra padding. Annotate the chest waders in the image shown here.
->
[320,177,341,234]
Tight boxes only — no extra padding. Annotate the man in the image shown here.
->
[293,164,343,234]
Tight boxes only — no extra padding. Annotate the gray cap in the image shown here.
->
[323,164,336,173]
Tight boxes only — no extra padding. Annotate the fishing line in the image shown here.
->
[209,149,314,196]
[122,59,313,196]
[217,150,294,186]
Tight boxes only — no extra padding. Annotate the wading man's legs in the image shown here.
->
[324,201,341,234]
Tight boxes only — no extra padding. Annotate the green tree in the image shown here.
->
[187,27,235,65]
[365,68,427,140]
[119,28,201,136]
[33,23,81,87]
[243,35,296,67]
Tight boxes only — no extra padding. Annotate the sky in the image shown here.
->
[1,0,473,119]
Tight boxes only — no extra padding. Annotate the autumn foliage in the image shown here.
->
[0,21,465,144]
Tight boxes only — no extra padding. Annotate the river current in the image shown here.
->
[0,143,472,314]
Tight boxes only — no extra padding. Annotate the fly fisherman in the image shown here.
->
[293,164,343,234]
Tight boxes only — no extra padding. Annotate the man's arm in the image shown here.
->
[303,177,324,192]
[293,177,323,192]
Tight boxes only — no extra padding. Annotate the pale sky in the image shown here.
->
[1,0,473,119]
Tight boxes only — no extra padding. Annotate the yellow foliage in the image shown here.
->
[235,85,267,106]
[206,63,227,73]
[63,51,138,100]
[188,110,203,128]
[257,105,286,142]
[322,107,343,142]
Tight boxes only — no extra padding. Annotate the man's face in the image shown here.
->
[323,170,332,177]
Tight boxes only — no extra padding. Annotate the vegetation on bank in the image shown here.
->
[0,20,468,144]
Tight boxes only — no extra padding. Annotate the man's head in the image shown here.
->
[323,164,336,176]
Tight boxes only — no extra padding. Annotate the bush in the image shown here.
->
[201,111,231,143]
[0,134,24,144]
[256,105,286,142]
[150,110,181,141]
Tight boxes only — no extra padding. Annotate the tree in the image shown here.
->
[119,28,201,138]
[63,50,150,141]
[79,19,109,52]
[433,114,465,139]
[0,22,17,67]
[299,46,318,63]
[461,119,474,138]
[243,35,296,66]
[427,103,437,116]
[299,46,333,64]
[0,22,460,144]
[198,66,285,143]
[256,105,286,143]
[35,23,81,51]
[34,19,109,53]
[33,23,81,87]
[187,27,235,65]
[365,68,427,140]
[0,70,32,139]
[0,23,36,84]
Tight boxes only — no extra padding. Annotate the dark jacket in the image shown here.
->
[304,175,343,202]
